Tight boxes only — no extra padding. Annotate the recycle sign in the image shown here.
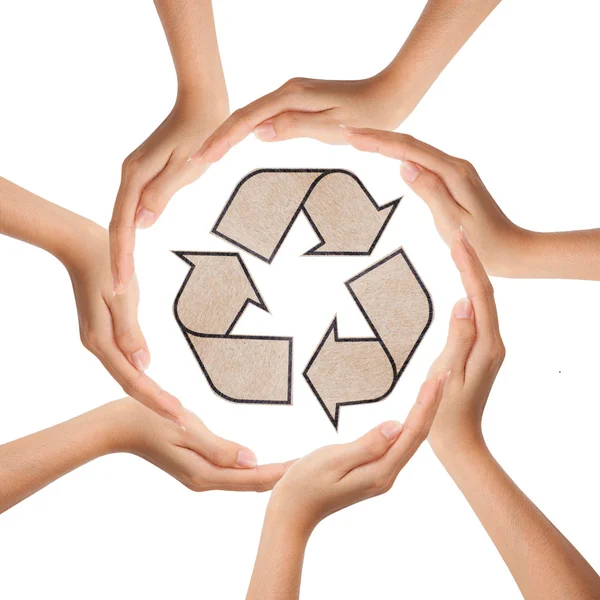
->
[173,168,433,429]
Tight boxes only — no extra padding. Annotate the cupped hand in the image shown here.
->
[427,229,505,449]
[343,128,531,277]
[112,398,288,491]
[267,374,447,534]
[110,98,228,294]
[192,74,408,165]
[64,222,185,425]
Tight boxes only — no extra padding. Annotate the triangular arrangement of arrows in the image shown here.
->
[173,169,433,428]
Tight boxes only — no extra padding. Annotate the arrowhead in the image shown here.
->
[173,252,268,335]
[303,171,401,255]
[304,318,395,429]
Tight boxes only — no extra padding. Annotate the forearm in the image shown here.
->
[246,501,311,600]
[379,0,502,117]
[0,402,128,514]
[153,0,228,109]
[432,436,600,599]
[0,177,98,268]
[515,229,600,280]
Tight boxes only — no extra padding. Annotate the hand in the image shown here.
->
[110,97,228,294]
[426,228,506,450]
[193,74,409,165]
[343,128,532,277]
[266,374,447,535]
[108,398,288,491]
[63,221,185,424]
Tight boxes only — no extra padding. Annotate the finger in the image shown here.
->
[451,229,500,336]
[332,420,403,474]
[254,111,343,145]
[342,128,460,181]
[96,338,185,425]
[202,462,291,492]
[427,297,475,381]
[193,84,324,163]
[136,157,209,227]
[108,279,150,371]
[399,160,463,241]
[182,414,257,469]
[347,375,447,488]
[109,174,144,295]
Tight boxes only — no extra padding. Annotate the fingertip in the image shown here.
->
[379,420,403,442]
[236,448,257,468]
[135,207,156,229]
[453,298,473,320]
[130,347,150,371]
[400,161,422,184]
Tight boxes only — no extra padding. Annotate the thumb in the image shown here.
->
[135,158,208,229]
[400,161,461,241]
[109,285,151,371]
[428,297,476,380]
[333,420,403,473]
[254,112,344,145]
[182,412,258,469]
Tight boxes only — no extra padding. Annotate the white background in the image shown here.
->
[1,1,599,598]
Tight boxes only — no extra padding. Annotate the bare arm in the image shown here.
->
[433,439,600,599]
[194,0,502,160]
[0,399,288,515]
[343,129,600,281]
[422,230,600,598]
[110,0,229,294]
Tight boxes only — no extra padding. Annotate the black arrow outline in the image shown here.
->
[304,247,433,429]
[211,168,401,263]
[173,251,292,405]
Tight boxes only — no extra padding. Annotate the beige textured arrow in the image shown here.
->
[174,252,292,404]
[212,169,399,262]
[304,248,433,428]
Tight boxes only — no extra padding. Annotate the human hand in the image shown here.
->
[108,398,287,491]
[62,221,185,424]
[192,74,409,165]
[266,374,447,535]
[343,128,531,277]
[426,229,505,451]
[110,97,228,294]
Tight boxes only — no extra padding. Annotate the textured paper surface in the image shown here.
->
[173,252,292,404]
[304,248,433,428]
[212,169,400,262]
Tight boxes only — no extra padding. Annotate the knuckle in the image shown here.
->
[285,77,308,93]
[121,153,145,178]
[122,371,144,399]
[141,183,166,206]
[422,173,445,196]
[209,446,227,466]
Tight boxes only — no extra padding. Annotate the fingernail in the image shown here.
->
[135,208,155,229]
[254,122,276,141]
[454,298,473,320]
[131,348,150,371]
[236,448,257,468]
[113,279,125,296]
[400,161,421,183]
[380,420,403,441]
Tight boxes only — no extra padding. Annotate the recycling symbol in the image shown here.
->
[174,169,433,429]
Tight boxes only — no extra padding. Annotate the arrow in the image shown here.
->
[304,248,433,428]
[212,169,400,263]
[173,252,292,405]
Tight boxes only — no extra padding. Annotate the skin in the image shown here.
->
[246,235,600,599]
[110,0,229,295]
[0,398,290,515]
[193,0,503,161]
[342,128,600,280]
[0,177,265,472]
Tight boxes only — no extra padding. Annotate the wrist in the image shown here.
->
[55,215,106,274]
[265,491,315,543]
[175,83,229,122]
[429,426,489,466]
[94,399,149,455]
